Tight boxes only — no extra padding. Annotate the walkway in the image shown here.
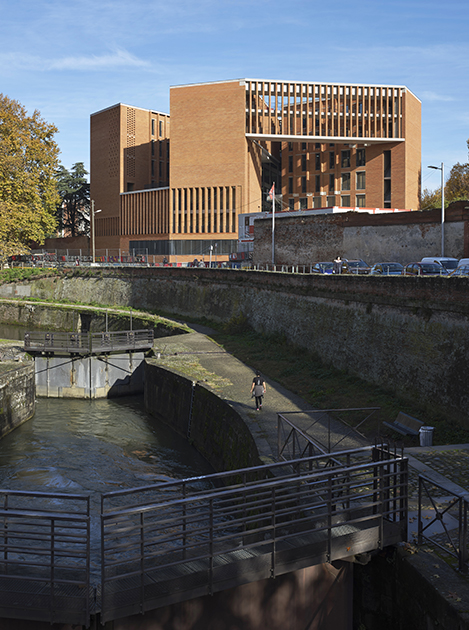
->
[155,328,369,465]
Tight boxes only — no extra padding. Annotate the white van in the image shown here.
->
[420,257,458,272]
[458,258,469,267]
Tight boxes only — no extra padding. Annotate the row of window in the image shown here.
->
[287,171,366,194]
[288,195,366,210]
[287,148,365,172]
[151,119,165,138]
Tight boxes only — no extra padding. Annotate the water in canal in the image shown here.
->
[0,396,214,496]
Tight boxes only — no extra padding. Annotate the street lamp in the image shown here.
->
[90,200,102,264]
[428,163,445,256]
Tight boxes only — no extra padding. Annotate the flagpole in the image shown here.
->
[271,183,275,266]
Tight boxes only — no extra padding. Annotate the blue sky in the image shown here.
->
[1,0,468,194]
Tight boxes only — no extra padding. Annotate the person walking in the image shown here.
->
[250,371,266,411]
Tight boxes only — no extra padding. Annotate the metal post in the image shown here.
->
[91,200,95,264]
[271,185,275,266]
[441,162,445,257]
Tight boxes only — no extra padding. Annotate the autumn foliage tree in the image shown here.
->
[0,94,60,262]
[421,140,469,210]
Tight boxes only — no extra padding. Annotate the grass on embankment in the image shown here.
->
[208,319,469,447]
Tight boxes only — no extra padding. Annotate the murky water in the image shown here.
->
[0,396,214,495]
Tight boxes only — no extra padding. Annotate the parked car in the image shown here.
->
[311,262,334,274]
[458,258,469,267]
[369,262,404,276]
[402,262,448,276]
[342,259,371,274]
[449,264,469,277]
[421,257,458,273]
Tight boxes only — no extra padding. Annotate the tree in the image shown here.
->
[55,163,90,237]
[445,140,469,203]
[421,140,469,210]
[0,94,60,261]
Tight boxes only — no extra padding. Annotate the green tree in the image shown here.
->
[0,94,59,261]
[420,187,441,211]
[445,140,469,203]
[55,162,90,237]
[422,140,469,210]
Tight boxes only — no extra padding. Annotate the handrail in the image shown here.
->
[24,329,154,354]
[100,446,408,622]
[418,474,469,573]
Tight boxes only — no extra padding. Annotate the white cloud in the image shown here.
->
[420,91,455,102]
[50,49,151,71]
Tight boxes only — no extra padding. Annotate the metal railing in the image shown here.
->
[418,475,469,573]
[277,408,378,458]
[0,490,90,625]
[24,329,154,355]
[100,444,407,623]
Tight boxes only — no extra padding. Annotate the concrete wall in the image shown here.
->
[0,364,35,438]
[35,352,145,399]
[3,268,469,425]
[144,361,261,472]
[111,562,352,630]
[253,203,469,266]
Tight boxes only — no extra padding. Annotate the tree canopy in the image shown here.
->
[55,162,90,237]
[421,140,469,210]
[0,94,60,260]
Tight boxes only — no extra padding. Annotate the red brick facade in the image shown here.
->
[90,80,421,262]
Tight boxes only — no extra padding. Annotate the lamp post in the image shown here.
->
[428,163,445,256]
[90,201,102,264]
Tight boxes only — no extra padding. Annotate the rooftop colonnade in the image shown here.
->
[90,79,421,262]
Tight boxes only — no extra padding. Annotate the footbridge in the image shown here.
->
[24,329,154,398]
[0,444,407,626]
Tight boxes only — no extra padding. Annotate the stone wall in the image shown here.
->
[144,361,261,472]
[0,364,35,438]
[3,268,469,425]
[253,202,469,266]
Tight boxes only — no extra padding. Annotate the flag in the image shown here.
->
[268,183,275,200]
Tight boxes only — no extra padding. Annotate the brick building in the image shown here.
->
[90,79,421,262]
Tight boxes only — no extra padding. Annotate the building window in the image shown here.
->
[302,176,307,193]
[341,150,350,168]
[315,175,320,193]
[302,142,307,150]
[356,148,366,166]
[327,195,335,206]
[159,120,163,137]
[301,154,306,172]
[151,140,155,156]
[299,197,307,210]
[329,151,335,169]
[288,142,293,151]
[356,171,366,190]
[315,153,320,170]
[329,174,334,191]
[288,177,293,194]
[384,150,391,178]
[289,198,295,211]
[341,173,351,191]
[151,119,155,136]
[313,197,322,208]
[356,194,366,207]
[288,155,293,173]
[341,195,351,207]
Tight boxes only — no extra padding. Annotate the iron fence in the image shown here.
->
[418,475,469,573]
[277,408,378,458]
[24,329,154,355]
[100,445,407,622]
[0,490,90,625]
